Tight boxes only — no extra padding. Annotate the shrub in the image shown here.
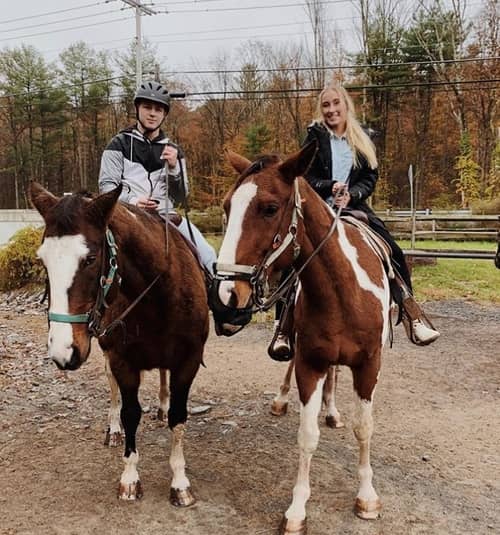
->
[188,206,225,234]
[471,197,500,215]
[0,226,45,291]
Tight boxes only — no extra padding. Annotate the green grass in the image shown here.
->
[207,234,500,304]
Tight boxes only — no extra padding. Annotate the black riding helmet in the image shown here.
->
[134,81,171,112]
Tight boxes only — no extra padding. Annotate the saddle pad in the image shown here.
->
[340,215,394,279]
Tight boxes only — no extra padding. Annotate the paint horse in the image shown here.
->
[30,182,209,504]
[209,144,392,534]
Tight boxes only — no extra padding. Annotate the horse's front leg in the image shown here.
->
[323,365,344,428]
[104,355,123,447]
[167,363,199,507]
[271,358,294,416]
[117,371,143,500]
[157,368,169,421]
[280,359,326,535]
[352,358,382,519]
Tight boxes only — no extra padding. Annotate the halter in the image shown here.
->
[48,229,121,336]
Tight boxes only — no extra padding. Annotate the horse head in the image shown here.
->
[209,142,316,336]
[30,182,122,370]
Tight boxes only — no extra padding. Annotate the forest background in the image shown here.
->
[0,0,498,213]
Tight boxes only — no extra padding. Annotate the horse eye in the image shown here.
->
[83,255,97,267]
[262,204,279,218]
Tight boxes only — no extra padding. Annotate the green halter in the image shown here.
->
[48,229,119,324]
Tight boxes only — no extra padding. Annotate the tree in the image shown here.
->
[454,132,481,207]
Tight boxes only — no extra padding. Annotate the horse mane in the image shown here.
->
[236,153,281,187]
[48,193,90,235]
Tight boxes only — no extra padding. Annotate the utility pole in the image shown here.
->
[119,1,157,88]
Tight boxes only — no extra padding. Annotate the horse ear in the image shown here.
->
[226,150,252,175]
[85,185,122,228]
[29,181,59,219]
[278,141,318,183]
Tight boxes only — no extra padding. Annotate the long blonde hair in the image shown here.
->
[314,84,378,170]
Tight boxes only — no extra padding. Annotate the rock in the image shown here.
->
[221,420,237,427]
[190,405,211,415]
[422,454,431,462]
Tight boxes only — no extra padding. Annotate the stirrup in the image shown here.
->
[268,332,293,362]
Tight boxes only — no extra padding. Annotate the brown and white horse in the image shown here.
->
[495,229,500,269]
[30,183,209,505]
[209,144,391,534]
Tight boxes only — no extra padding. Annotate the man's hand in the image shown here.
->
[136,197,159,211]
[161,145,178,169]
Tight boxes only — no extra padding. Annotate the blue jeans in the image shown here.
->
[177,217,217,274]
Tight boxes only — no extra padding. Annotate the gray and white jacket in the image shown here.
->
[98,126,188,217]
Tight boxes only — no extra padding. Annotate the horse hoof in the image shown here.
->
[279,515,307,535]
[270,401,288,416]
[118,481,143,501]
[104,430,123,447]
[354,497,381,519]
[325,415,345,428]
[170,487,196,507]
[156,408,167,422]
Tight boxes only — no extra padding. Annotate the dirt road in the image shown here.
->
[1,297,499,535]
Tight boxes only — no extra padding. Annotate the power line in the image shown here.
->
[158,0,350,14]
[0,1,113,25]
[0,9,122,34]
[0,15,134,42]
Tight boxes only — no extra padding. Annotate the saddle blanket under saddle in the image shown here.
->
[340,214,395,280]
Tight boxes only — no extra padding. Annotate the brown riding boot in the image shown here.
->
[401,294,440,346]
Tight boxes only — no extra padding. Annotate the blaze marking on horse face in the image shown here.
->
[336,220,390,345]
[217,181,258,306]
[37,235,89,366]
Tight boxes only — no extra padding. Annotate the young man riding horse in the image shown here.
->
[98,81,216,274]
[269,83,440,360]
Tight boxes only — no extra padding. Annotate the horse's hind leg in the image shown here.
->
[167,360,200,507]
[116,370,143,500]
[157,368,169,421]
[323,365,344,428]
[351,358,382,519]
[271,358,295,416]
[104,355,122,447]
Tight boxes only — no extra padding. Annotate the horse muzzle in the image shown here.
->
[208,278,253,336]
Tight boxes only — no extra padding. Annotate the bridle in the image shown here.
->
[47,229,160,339]
[209,178,342,325]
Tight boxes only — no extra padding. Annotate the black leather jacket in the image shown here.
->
[302,121,378,216]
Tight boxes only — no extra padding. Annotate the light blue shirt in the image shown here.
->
[325,132,353,206]
[330,133,353,183]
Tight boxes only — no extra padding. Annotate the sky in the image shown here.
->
[0,0,361,73]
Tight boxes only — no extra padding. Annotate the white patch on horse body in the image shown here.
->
[217,181,258,305]
[121,451,140,485]
[353,394,379,504]
[285,375,325,523]
[105,356,122,435]
[336,220,390,345]
[37,235,89,366]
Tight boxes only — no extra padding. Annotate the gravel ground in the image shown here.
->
[1,292,499,535]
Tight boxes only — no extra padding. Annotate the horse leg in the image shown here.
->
[117,371,143,500]
[157,368,169,422]
[103,355,122,447]
[323,365,344,428]
[280,365,326,535]
[351,361,381,519]
[271,358,295,416]
[167,363,199,507]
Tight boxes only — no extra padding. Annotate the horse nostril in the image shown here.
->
[228,289,238,308]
